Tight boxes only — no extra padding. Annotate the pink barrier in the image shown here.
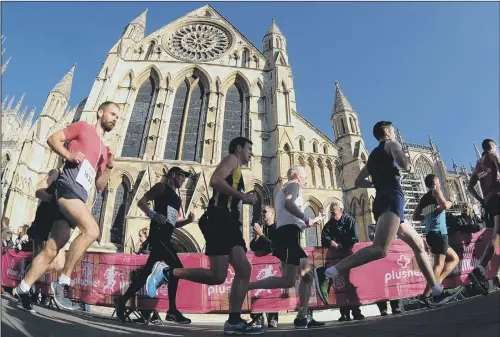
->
[2,229,498,313]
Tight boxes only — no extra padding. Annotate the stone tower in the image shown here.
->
[331,82,374,240]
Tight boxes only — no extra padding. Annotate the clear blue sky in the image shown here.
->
[2,2,498,170]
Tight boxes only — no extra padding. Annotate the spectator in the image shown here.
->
[136,228,152,255]
[316,200,364,321]
[2,227,15,253]
[15,225,33,252]
[249,206,279,328]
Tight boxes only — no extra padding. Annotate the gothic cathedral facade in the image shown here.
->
[1,5,478,253]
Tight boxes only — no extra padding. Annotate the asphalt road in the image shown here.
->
[2,292,499,337]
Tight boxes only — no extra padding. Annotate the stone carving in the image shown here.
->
[167,23,231,61]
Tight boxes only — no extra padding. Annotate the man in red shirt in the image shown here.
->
[15,101,119,312]
[467,138,500,295]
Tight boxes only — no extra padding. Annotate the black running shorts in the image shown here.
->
[426,231,449,255]
[54,180,84,229]
[198,207,247,256]
[272,225,307,266]
[485,195,500,217]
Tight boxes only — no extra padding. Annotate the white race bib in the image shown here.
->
[166,206,178,227]
[76,159,96,194]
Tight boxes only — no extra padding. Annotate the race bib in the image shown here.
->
[166,206,178,227]
[76,159,96,193]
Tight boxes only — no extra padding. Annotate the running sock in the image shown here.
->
[477,265,486,275]
[431,285,443,297]
[325,266,339,279]
[19,280,31,293]
[228,312,242,325]
[58,273,71,286]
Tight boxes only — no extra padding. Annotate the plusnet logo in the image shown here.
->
[384,255,422,283]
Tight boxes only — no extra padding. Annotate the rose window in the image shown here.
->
[167,23,231,61]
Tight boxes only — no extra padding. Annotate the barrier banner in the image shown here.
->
[1,229,498,313]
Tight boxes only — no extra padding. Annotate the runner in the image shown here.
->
[467,138,500,295]
[320,121,462,306]
[114,166,194,324]
[28,169,65,268]
[15,101,119,312]
[413,173,459,304]
[24,169,66,308]
[145,137,263,335]
[247,165,325,329]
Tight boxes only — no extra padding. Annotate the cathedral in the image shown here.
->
[1,5,480,254]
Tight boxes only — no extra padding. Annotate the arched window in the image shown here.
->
[122,76,156,158]
[299,138,304,152]
[91,189,105,226]
[335,165,342,189]
[414,156,435,187]
[323,145,328,154]
[145,41,156,60]
[284,144,292,167]
[165,79,188,160]
[308,158,316,187]
[349,117,355,134]
[317,159,325,187]
[340,119,346,134]
[327,160,334,188]
[276,37,281,49]
[181,78,207,162]
[313,142,318,153]
[241,49,249,67]
[304,206,318,247]
[110,180,129,245]
[221,83,247,158]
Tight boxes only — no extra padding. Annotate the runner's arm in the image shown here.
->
[386,140,412,171]
[354,166,373,188]
[467,172,484,204]
[138,183,165,217]
[95,147,114,192]
[412,200,424,221]
[35,170,59,202]
[175,212,195,228]
[433,189,452,212]
[283,182,309,221]
[47,122,84,161]
[209,155,246,200]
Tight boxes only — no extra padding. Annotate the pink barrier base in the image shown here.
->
[2,229,498,313]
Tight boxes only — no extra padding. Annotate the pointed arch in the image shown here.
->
[133,65,162,88]
[307,157,316,187]
[164,78,190,160]
[220,71,251,95]
[110,174,132,245]
[317,158,325,187]
[145,40,156,60]
[312,140,318,153]
[414,155,435,183]
[170,65,212,92]
[349,197,360,217]
[298,136,305,152]
[297,155,305,167]
[241,48,250,68]
[304,198,321,248]
[251,79,264,97]
[349,117,355,133]
[326,159,334,188]
[121,75,157,158]
[220,77,249,158]
[340,118,346,134]
[119,71,134,87]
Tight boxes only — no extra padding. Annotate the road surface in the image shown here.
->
[2,291,499,337]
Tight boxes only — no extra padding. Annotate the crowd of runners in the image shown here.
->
[10,101,499,335]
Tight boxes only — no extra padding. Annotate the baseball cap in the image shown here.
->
[168,166,191,178]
